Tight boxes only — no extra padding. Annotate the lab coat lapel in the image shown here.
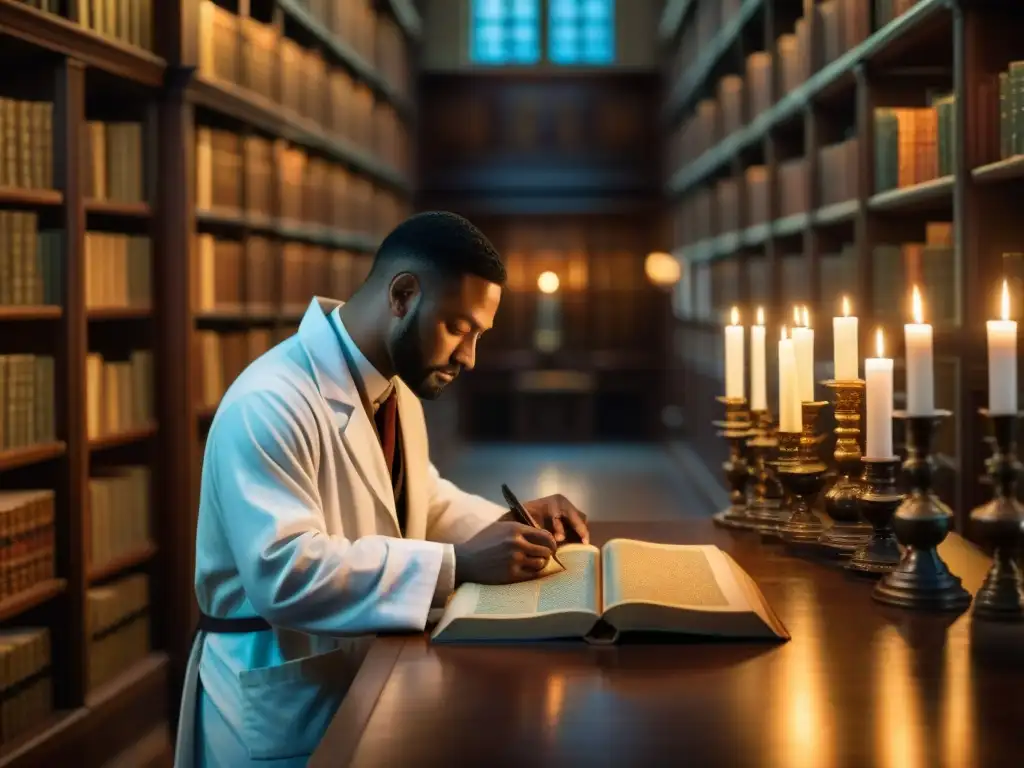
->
[297,298,399,530]
[396,384,428,540]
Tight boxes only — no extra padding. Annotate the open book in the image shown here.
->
[431,539,789,644]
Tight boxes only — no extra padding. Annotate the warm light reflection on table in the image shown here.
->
[775,580,832,768]
[877,626,924,768]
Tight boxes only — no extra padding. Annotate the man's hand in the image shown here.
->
[521,494,589,545]
[453,522,558,585]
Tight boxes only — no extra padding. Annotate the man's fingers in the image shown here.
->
[566,511,589,544]
[519,525,558,552]
[518,540,557,561]
[550,514,566,542]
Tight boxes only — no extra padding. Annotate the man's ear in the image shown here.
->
[388,272,420,318]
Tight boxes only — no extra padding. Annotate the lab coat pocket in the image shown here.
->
[238,638,371,760]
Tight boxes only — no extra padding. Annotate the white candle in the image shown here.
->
[865,328,894,459]
[778,326,802,433]
[833,296,859,381]
[988,279,1018,415]
[751,307,767,412]
[904,286,934,415]
[725,306,745,399]
[792,306,815,402]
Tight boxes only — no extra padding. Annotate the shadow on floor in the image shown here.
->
[434,442,720,522]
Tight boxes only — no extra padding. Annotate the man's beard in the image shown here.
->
[389,307,459,400]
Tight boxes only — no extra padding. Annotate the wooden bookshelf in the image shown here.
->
[660,0,1024,535]
[0,0,419,763]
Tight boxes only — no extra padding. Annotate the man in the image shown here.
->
[174,212,589,767]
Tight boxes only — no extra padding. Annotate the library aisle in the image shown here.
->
[661,0,1024,524]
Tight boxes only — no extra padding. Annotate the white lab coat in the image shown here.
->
[173,297,505,767]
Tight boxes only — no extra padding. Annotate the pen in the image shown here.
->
[501,484,565,570]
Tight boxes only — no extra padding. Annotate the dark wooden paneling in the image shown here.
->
[417,72,662,214]
[416,72,667,443]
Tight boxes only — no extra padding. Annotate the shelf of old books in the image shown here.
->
[0,0,419,763]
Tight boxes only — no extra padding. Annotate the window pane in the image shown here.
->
[547,0,615,65]
[511,0,538,19]
[476,0,506,21]
[471,0,540,64]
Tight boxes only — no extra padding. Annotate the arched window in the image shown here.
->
[548,0,615,65]
[470,0,541,65]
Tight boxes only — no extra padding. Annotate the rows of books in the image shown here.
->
[86,573,151,692]
[198,1,411,175]
[0,354,56,452]
[20,0,156,52]
[88,466,152,574]
[667,0,923,171]
[195,237,371,316]
[0,212,62,307]
[0,627,52,744]
[0,490,56,601]
[680,226,954,327]
[671,95,951,247]
[84,350,155,441]
[84,233,151,311]
[196,126,409,238]
[0,97,53,191]
[83,121,147,204]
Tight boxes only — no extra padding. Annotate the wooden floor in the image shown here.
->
[132,441,715,766]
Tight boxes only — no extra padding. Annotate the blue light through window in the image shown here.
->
[470,0,541,65]
[548,0,614,65]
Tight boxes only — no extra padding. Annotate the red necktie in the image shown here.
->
[373,391,406,531]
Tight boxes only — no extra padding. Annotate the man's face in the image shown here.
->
[387,273,502,399]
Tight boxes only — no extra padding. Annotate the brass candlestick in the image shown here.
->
[712,397,756,530]
[778,401,829,544]
[846,457,903,576]
[819,380,871,555]
[745,409,786,531]
[969,410,1024,621]
[873,411,971,612]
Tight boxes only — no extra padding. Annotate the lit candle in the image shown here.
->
[833,295,859,381]
[987,279,1018,415]
[792,306,815,402]
[865,328,894,459]
[904,286,934,415]
[751,307,767,412]
[725,306,745,400]
[778,326,802,433]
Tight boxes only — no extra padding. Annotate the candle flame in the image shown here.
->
[730,306,739,325]
[793,305,800,324]
[1001,279,1010,321]
[756,306,764,325]
[875,327,885,358]
[781,325,788,341]
[842,295,850,317]
[802,306,810,328]
[911,285,924,324]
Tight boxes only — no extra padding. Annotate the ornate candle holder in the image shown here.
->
[846,457,903,576]
[873,411,971,612]
[712,397,756,530]
[777,401,829,544]
[969,410,1024,622]
[819,380,871,555]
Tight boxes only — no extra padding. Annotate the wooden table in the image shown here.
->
[312,521,1024,768]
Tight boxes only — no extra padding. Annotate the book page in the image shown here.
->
[601,539,750,613]
[431,544,601,642]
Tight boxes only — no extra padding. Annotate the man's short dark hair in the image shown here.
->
[368,211,507,286]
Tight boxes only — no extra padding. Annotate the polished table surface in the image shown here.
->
[312,520,1024,768]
